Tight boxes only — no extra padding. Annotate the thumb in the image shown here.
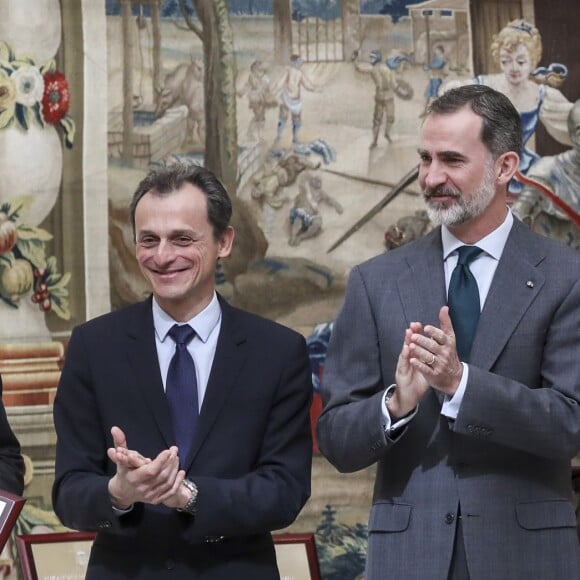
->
[397,343,411,374]
[439,306,455,336]
[111,426,128,450]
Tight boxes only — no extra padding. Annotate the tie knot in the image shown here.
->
[168,324,195,346]
[456,245,483,266]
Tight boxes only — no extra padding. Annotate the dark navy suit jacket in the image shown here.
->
[53,296,312,579]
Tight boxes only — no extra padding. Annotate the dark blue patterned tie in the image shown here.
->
[448,246,483,362]
[166,324,198,461]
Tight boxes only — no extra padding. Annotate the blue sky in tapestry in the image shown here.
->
[105,0,425,21]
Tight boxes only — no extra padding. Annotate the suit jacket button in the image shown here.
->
[165,559,175,570]
[445,512,455,525]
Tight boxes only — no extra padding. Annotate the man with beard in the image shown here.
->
[318,85,580,580]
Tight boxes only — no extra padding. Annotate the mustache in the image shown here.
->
[423,186,461,199]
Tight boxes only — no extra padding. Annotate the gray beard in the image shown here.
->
[424,163,496,227]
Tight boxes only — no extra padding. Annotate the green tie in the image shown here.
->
[448,246,483,362]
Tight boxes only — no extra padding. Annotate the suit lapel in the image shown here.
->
[184,297,247,467]
[125,297,175,448]
[397,229,447,328]
[394,220,546,388]
[395,230,447,405]
[471,219,546,369]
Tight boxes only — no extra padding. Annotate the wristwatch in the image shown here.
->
[177,478,198,516]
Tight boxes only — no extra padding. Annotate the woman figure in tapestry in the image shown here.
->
[474,19,573,195]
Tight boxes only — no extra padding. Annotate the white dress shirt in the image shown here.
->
[440,210,513,418]
[152,292,222,410]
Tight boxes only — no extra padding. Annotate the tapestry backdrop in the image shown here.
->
[0,0,578,578]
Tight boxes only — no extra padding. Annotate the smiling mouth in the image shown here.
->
[425,189,460,200]
[153,268,187,277]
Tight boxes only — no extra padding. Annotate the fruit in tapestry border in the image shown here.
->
[0,200,70,320]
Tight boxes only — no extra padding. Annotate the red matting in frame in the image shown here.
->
[273,532,322,580]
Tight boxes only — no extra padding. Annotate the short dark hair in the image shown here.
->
[130,163,233,241]
[428,84,522,158]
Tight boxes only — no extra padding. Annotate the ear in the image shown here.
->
[495,151,520,186]
[217,226,235,259]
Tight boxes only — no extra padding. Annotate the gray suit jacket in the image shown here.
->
[318,218,580,580]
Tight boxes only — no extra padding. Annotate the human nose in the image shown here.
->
[421,161,447,190]
[152,240,176,265]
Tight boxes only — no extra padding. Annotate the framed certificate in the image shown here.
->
[273,533,321,580]
[16,531,96,580]
[0,489,25,552]
[16,530,321,579]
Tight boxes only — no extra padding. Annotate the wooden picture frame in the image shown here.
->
[0,489,25,552]
[273,532,321,580]
[16,530,322,579]
[16,531,96,580]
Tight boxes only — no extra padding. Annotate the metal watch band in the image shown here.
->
[177,478,198,516]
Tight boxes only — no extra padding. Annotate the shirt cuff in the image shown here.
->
[441,363,468,419]
[112,504,133,515]
[381,384,418,435]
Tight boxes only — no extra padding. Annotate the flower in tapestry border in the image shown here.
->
[0,41,75,148]
[0,198,71,321]
[0,69,17,126]
[42,71,70,124]
[12,66,44,107]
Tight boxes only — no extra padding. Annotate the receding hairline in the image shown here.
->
[422,103,485,132]
[139,179,206,199]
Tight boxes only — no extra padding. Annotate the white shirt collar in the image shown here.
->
[441,209,513,261]
[152,293,222,344]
